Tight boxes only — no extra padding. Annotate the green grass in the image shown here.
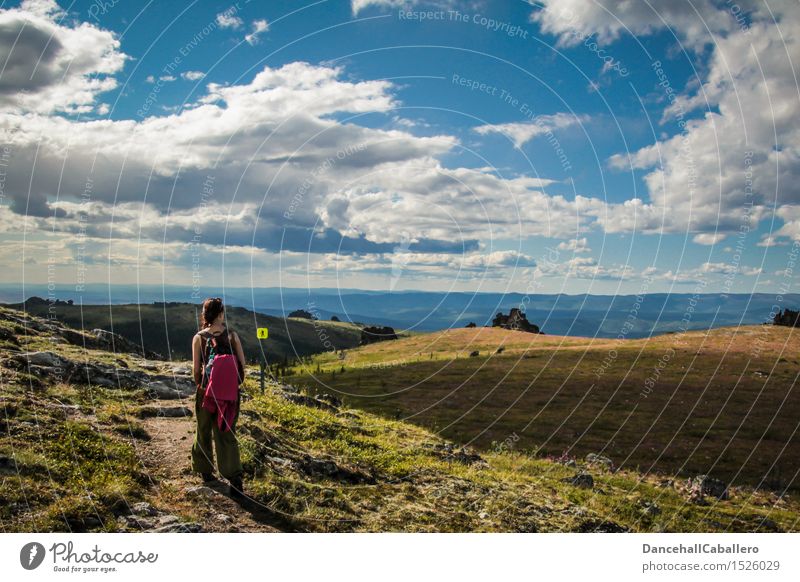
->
[291,325,800,492]
[2,305,798,532]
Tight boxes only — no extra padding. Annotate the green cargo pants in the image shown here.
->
[191,388,243,480]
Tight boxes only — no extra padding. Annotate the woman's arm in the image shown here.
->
[192,334,203,387]
[231,331,246,372]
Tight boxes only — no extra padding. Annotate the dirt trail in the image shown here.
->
[138,407,289,532]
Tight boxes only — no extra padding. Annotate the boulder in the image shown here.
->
[586,453,615,471]
[145,375,196,400]
[690,475,729,500]
[491,308,541,333]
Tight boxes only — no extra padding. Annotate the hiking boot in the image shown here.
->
[229,477,245,499]
[201,473,217,483]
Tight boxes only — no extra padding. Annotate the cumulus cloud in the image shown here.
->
[557,237,591,253]
[216,11,243,29]
[534,0,800,243]
[693,233,726,245]
[245,19,269,45]
[474,113,587,149]
[181,71,206,81]
[0,0,127,113]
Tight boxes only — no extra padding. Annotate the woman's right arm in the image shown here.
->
[192,334,203,388]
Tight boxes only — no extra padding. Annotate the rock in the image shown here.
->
[0,326,19,344]
[151,522,203,533]
[170,365,192,375]
[155,514,181,526]
[139,405,192,418]
[93,329,146,356]
[130,501,158,516]
[478,511,489,519]
[757,518,782,532]
[690,475,729,500]
[576,519,628,533]
[0,455,16,472]
[563,473,594,489]
[469,350,480,357]
[185,486,216,499]
[133,360,159,371]
[19,351,71,369]
[491,308,541,333]
[586,453,615,471]
[426,443,486,466]
[146,375,196,399]
[295,454,376,484]
[640,501,661,517]
[317,393,342,407]
[118,515,156,530]
[215,513,233,523]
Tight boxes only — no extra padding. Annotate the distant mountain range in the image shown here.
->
[1,284,796,338]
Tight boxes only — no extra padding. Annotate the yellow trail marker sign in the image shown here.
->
[257,327,269,339]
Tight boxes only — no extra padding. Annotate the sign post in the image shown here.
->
[257,327,269,393]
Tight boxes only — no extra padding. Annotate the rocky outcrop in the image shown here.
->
[491,308,541,333]
[773,308,800,327]
[92,329,162,359]
[288,309,316,320]
[0,350,194,399]
[359,325,398,345]
[689,475,729,501]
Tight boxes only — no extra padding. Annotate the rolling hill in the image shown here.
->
[5,298,364,362]
[291,324,800,492]
[0,305,796,532]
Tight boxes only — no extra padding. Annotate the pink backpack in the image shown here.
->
[202,352,240,432]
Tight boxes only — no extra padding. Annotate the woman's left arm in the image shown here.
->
[231,331,246,371]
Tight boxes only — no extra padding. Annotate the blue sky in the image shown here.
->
[1,0,798,294]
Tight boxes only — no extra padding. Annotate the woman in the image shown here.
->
[191,297,247,497]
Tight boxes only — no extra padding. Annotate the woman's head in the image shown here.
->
[201,297,225,328]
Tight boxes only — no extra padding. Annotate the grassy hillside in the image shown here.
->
[1,305,796,532]
[7,300,363,362]
[291,325,800,492]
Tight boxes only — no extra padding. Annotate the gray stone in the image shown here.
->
[146,376,196,399]
[586,453,615,471]
[151,522,203,533]
[185,486,216,499]
[130,502,158,516]
[139,405,192,418]
[690,475,729,500]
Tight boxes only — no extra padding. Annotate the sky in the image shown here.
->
[1,0,799,295]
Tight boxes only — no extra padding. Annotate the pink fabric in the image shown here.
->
[202,353,239,432]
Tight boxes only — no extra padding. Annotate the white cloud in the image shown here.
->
[700,262,762,277]
[539,0,800,242]
[557,237,591,253]
[245,19,270,45]
[692,233,726,245]
[0,1,127,113]
[216,11,243,29]
[181,71,206,81]
[474,113,586,148]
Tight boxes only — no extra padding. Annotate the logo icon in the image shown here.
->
[20,542,46,570]
[256,327,269,339]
